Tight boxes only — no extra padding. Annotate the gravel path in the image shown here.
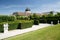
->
[0,23,51,40]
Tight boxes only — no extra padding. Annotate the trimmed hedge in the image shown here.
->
[8,22,19,30]
[46,17,59,24]
[16,16,29,20]
[39,16,60,24]
[0,22,18,32]
[34,20,39,25]
[17,20,33,29]
[0,23,4,32]
[39,19,47,23]
[0,15,16,22]
[0,20,33,33]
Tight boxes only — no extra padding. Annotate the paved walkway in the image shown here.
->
[0,24,51,39]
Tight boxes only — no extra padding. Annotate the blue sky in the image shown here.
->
[0,0,60,15]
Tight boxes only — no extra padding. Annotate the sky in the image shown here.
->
[0,0,60,15]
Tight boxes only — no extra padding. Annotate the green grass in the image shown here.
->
[4,24,60,40]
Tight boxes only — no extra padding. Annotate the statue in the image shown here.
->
[51,21,53,26]
[3,23,8,33]
[58,20,59,24]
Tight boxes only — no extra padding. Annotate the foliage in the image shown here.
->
[20,20,33,29]
[8,22,19,30]
[29,13,40,20]
[39,12,60,24]
[0,15,16,22]
[39,15,47,23]
[0,20,33,32]
[34,19,39,25]
[17,16,29,20]
[0,23,4,32]
[28,15,34,20]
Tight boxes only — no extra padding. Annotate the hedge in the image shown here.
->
[46,17,59,24]
[0,15,16,22]
[0,22,18,32]
[0,23,4,32]
[34,20,39,25]
[8,22,19,30]
[17,20,33,29]
[0,20,33,33]
[10,20,33,29]
[16,16,29,20]
[39,16,60,24]
[39,19,47,23]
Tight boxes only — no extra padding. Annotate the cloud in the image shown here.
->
[40,1,60,12]
[0,5,34,9]
[0,1,60,13]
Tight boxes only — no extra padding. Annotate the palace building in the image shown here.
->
[13,8,55,16]
[13,8,31,16]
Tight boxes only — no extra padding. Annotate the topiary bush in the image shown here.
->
[8,22,19,30]
[10,20,34,29]
[34,20,39,25]
[17,20,33,29]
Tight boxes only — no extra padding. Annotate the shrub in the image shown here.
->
[53,20,58,24]
[28,15,33,20]
[17,20,33,29]
[39,15,59,24]
[0,23,4,32]
[0,22,19,32]
[34,20,39,25]
[29,13,40,20]
[46,16,59,24]
[17,16,29,20]
[8,22,19,30]
[39,19,47,23]
[0,15,16,22]
[24,17,29,20]
[0,20,33,33]
[8,20,33,30]
[8,16,16,21]
[39,15,47,23]
[17,16,23,20]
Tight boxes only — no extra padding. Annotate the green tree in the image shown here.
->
[47,11,54,17]
[56,12,60,17]
[33,13,40,20]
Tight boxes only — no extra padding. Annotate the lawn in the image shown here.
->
[4,24,60,40]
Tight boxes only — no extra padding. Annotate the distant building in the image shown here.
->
[40,11,57,16]
[13,8,31,16]
[12,8,57,16]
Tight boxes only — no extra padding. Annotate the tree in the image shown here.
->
[50,11,53,14]
[28,15,33,20]
[47,11,54,17]
[33,13,40,20]
[56,12,60,17]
